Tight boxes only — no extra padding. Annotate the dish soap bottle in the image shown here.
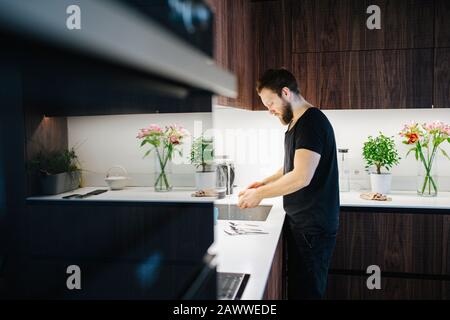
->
[338,148,350,192]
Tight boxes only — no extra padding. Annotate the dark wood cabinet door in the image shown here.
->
[13,202,214,299]
[435,0,450,48]
[252,0,292,110]
[359,49,433,109]
[292,53,320,106]
[365,0,434,50]
[29,203,214,263]
[443,216,450,275]
[326,274,449,300]
[262,231,285,300]
[292,0,433,52]
[292,0,365,53]
[317,51,356,109]
[210,0,253,109]
[434,48,450,108]
[291,0,318,53]
[319,49,432,109]
[331,211,445,276]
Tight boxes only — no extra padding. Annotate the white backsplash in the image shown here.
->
[68,113,213,187]
[67,107,450,192]
[212,106,450,192]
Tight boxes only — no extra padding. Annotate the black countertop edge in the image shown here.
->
[340,206,450,215]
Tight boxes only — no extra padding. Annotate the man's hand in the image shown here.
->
[238,181,264,197]
[237,188,263,209]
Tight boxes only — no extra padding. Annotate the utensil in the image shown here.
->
[62,189,107,199]
[229,225,263,232]
[228,222,259,228]
[105,165,129,190]
[223,227,268,235]
[224,230,269,235]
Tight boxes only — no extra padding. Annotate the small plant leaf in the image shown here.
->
[440,148,450,161]
[143,149,152,158]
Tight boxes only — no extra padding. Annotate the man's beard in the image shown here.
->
[280,101,293,125]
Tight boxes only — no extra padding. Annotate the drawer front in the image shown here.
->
[331,211,445,275]
[29,203,213,263]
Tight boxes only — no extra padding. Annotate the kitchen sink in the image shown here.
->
[215,204,272,221]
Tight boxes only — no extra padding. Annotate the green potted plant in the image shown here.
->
[190,134,215,190]
[362,132,400,194]
[30,147,81,195]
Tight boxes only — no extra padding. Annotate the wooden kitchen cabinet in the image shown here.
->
[317,51,356,109]
[210,0,253,109]
[434,48,450,108]
[435,0,450,48]
[325,209,450,300]
[212,0,444,111]
[331,211,446,275]
[443,216,450,275]
[252,0,292,111]
[291,0,366,53]
[292,53,320,106]
[263,230,285,300]
[28,202,214,263]
[8,201,215,299]
[358,49,433,109]
[291,0,433,52]
[293,49,433,109]
[364,0,434,50]
[211,0,291,110]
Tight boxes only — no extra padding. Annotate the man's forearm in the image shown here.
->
[261,167,283,185]
[257,171,308,199]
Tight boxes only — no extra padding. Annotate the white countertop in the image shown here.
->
[209,194,286,300]
[340,191,450,210]
[27,186,450,210]
[26,186,216,203]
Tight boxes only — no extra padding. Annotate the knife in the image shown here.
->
[62,189,107,199]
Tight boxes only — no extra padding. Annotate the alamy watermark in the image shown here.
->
[66,5,81,30]
[366,265,381,290]
[367,5,382,30]
[66,265,81,290]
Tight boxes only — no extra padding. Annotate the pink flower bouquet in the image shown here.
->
[137,124,189,191]
[399,121,450,196]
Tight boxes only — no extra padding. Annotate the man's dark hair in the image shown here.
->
[256,68,300,97]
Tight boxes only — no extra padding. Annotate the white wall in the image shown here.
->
[68,113,212,187]
[212,106,450,192]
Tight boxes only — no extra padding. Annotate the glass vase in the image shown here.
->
[417,152,438,197]
[154,146,172,192]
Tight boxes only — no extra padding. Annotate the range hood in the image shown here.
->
[0,0,237,98]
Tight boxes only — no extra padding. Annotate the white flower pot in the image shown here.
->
[40,171,81,195]
[195,171,216,190]
[370,173,392,194]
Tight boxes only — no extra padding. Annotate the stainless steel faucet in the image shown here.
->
[216,156,235,195]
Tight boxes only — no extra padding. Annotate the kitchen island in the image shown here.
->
[27,187,450,299]
[28,186,286,300]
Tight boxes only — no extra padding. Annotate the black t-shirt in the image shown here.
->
[283,107,340,235]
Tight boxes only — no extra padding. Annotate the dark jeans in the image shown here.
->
[285,220,337,300]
